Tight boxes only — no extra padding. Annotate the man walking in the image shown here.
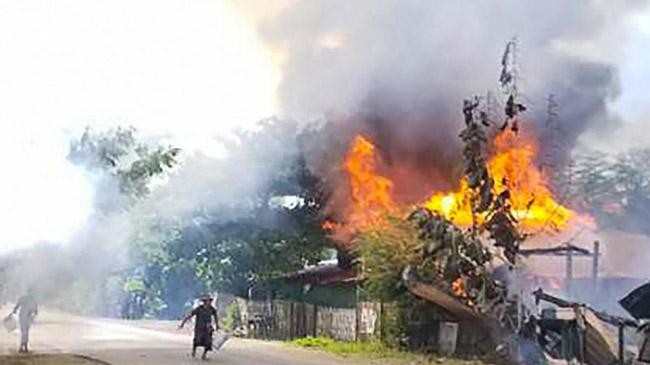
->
[179,294,218,360]
[10,289,38,353]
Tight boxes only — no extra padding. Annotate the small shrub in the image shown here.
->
[292,336,390,356]
[222,302,242,331]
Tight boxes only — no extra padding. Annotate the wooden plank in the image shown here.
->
[581,307,618,365]
[405,279,480,320]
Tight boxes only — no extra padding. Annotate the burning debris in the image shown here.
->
[330,111,578,243]
[325,42,610,363]
[405,208,508,317]
[398,93,527,340]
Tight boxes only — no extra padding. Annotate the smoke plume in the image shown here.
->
[259,0,643,192]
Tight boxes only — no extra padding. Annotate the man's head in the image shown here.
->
[200,294,213,306]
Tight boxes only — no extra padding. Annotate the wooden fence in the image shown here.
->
[228,297,489,355]
[234,298,381,341]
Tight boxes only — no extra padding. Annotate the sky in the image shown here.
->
[0,0,648,250]
[0,0,280,248]
[606,8,650,149]
[616,9,650,123]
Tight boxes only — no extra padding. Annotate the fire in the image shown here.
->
[337,130,580,237]
[451,276,474,306]
[451,277,468,298]
[425,130,574,231]
[322,220,336,230]
[342,135,397,232]
[425,181,473,227]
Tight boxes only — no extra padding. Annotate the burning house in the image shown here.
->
[303,43,648,363]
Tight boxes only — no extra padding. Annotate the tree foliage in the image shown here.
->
[119,120,334,317]
[60,126,181,316]
[68,126,180,204]
[571,148,650,234]
[138,157,333,313]
[356,216,423,300]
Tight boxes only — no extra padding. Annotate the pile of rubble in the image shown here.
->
[401,62,528,330]
[395,46,650,363]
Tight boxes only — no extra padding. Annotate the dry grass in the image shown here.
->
[0,354,109,365]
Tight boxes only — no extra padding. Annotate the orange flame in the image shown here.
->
[336,130,582,238]
[342,135,397,232]
[451,277,468,297]
[322,220,336,230]
[451,276,474,306]
[425,130,574,231]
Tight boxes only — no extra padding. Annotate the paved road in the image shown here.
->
[0,307,368,365]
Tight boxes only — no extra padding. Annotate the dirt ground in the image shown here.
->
[0,354,109,365]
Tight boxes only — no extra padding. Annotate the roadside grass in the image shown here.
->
[0,354,109,365]
[292,336,392,356]
[291,337,489,365]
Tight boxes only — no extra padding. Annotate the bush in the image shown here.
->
[355,216,446,350]
[222,302,242,331]
[292,336,390,356]
[355,216,423,301]
[291,337,490,364]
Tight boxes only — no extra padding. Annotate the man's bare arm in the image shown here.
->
[179,312,193,329]
[11,299,21,315]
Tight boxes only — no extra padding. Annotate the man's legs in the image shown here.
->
[202,327,214,360]
[19,321,29,353]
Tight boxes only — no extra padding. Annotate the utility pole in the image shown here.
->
[543,94,560,170]
[543,93,571,196]
[566,244,573,297]
[592,241,600,295]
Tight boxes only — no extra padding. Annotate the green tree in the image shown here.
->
[126,119,335,317]
[161,155,332,301]
[65,126,181,317]
[68,126,180,207]
[571,149,650,234]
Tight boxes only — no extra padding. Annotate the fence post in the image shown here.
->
[269,299,274,340]
[355,284,360,341]
[379,301,383,342]
[289,301,295,340]
[313,304,318,338]
[271,300,277,340]
[566,246,573,297]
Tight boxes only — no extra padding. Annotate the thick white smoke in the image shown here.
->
[0,0,279,253]
[0,130,93,252]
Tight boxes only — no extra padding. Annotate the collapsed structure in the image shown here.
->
[398,68,535,360]
[321,43,650,364]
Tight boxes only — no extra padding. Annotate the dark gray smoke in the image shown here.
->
[259,0,644,199]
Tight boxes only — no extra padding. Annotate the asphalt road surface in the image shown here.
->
[0,307,369,365]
